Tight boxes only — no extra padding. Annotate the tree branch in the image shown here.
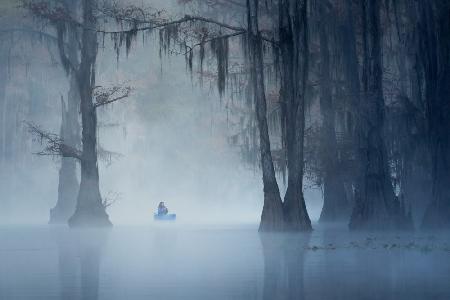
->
[25,2,279,46]
[95,14,245,34]
[26,122,82,160]
[93,85,132,108]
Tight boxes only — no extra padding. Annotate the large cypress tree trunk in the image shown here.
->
[386,0,430,226]
[50,89,79,224]
[68,0,111,227]
[420,0,450,229]
[318,3,350,223]
[247,0,284,232]
[349,0,409,230]
[405,2,432,224]
[338,0,367,222]
[50,0,81,223]
[279,0,312,231]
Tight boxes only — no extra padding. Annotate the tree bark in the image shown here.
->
[349,0,410,230]
[247,0,284,232]
[387,0,431,226]
[50,0,81,224]
[338,0,362,221]
[68,0,111,227]
[318,3,350,223]
[420,0,450,229]
[277,0,312,231]
[50,79,80,223]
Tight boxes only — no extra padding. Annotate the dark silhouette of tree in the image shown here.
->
[317,1,350,223]
[15,0,450,231]
[349,0,411,230]
[417,0,450,229]
[278,0,312,231]
[49,0,81,224]
[26,0,132,226]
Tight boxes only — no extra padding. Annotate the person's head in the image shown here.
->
[159,201,164,207]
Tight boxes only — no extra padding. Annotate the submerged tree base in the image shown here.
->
[68,209,112,227]
[259,192,284,232]
[283,211,313,232]
[319,180,351,223]
[283,194,313,232]
[49,206,76,225]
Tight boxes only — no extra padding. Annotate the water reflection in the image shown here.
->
[260,233,311,300]
[53,228,109,300]
[41,226,450,300]
[53,228,78,300]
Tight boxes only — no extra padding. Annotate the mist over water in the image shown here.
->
[1,224,450,300]
[0,19,322,225]
[2,0,450,299]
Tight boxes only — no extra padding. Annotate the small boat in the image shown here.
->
[153,213,176,221]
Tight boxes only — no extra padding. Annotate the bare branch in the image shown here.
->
[102,191,121,209]
[96,2,168,25]
[95,14,245,35]
[26,122,82,160]
[93,85,132,108]
[25,1,278,48]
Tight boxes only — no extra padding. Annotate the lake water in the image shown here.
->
[1,223,450,300]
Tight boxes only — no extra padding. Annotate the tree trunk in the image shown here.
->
[50,0,81,223]
[420,0,450,229]
[349,0,410,230]
[318,3,350,223]
[247,0,284,232]
[278,0,312,231]
[68,0,111,227]
[338,0,362,220]
[387,0,430,226]
[50,92,79,224]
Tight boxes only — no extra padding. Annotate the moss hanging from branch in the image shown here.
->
[158,24,180,57]
[199,36,205,79]
[110,26,140,61]
[210,36,229,96]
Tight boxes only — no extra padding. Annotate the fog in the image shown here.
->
[2,0,450,299]
[0,0,324,225]
[2,225,450,300]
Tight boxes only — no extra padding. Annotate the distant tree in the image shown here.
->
[316,1,350,223]
[27,0,132,226]
[277,0,311,230]
[48,0,81,224]
[349,0,411,230]
[417,0,450,229]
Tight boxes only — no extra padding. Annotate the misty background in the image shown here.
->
[0,0,322,225]
[2,1,450,299]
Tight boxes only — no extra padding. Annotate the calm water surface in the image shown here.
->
[1,224,449,300]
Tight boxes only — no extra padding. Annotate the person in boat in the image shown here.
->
[157,202,168,216]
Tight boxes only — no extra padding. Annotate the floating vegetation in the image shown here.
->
[302,235,450,253]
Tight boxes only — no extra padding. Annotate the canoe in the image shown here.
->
[154,213,176,221]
